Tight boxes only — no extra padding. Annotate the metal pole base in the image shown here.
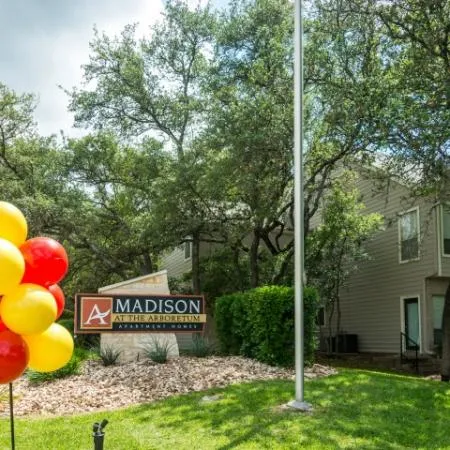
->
[287,400,313,412]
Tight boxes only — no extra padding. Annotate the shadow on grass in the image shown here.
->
[2,370,450,449]
[127,370,450,449]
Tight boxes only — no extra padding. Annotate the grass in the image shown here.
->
[1,369,450,449]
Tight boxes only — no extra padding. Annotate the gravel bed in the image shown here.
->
[0,357,336,417]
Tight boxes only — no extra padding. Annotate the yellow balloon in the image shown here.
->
[0,201,27,246]
[0,238,25,295]
[0,284,57,335]
[23,323,74,372]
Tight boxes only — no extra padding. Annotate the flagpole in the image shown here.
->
[288,0,311,412]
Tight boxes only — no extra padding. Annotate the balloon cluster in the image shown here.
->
[0,202,74,384]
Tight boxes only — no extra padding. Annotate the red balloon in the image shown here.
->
[0,330,29,384]
[20,237,69,287]
[48,284,65,319]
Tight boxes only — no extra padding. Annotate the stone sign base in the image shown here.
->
[98,270,179,363]
[101,332,179,363]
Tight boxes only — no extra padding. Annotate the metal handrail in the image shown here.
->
[400,332,419,373]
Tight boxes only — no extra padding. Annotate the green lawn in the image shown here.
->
[1,369,450,449]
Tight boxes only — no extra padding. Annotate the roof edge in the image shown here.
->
[98,270,168,292]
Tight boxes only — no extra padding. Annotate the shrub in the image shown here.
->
[99,344,121,366]
[190,334,214,357]
[214,294,238,354]
[76,346,99,361]
[74,333,100,350]
[168,275,194,295]
[303,287,320,363]
[141,337,174,364]
[60,309,74,320]
[214,292,252,355]
[215,285,318,366]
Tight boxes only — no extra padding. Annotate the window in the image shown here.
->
[184,241,191,259]
[432,295,445,347]
[399,208,419,262]
[442,206,450,255]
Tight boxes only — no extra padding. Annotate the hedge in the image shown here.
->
[215,285,318,366]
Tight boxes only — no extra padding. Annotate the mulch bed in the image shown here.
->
[0,356,337,417]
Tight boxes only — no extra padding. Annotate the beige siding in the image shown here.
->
[160,246,193,280]
[332,173,439,353]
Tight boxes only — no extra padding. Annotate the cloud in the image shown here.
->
[0,0,164,136]
[0,0,228,137]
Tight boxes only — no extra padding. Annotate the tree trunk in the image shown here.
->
[249,230,261,288]
[441,282,450,381]
[272,245,294,285]
[140,252,153,275]
[191,231,201,295]
[231,246,246,291]
[336,295,342,356]
[334,239,346,355]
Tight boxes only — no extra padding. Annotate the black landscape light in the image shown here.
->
[92,419,109,450]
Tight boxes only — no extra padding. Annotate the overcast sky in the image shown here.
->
[0,0,226,137]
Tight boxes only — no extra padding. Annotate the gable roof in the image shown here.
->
[98,270,168,292]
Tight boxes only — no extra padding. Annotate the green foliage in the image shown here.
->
[1,0,389,299]
[307,171,384,289]
[199,249,250,300]
[99,344,122,366]
[190,334,215,358]
[199,247,293,305]
[141,337,174,364]
[215,286,318,366]
[7,370,450,450]
[168,275,193,295]
[74,333,101,350]
[214,291,249,355]
[306,172,383,338]
[60,309,74,320]
[26,347,85,384]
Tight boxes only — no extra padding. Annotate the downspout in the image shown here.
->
[427,203,442,354]
[437,204,442,277]
[422,278,427,354]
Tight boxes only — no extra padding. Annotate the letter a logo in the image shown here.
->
[85,304,111,325]
[80,297,113,329]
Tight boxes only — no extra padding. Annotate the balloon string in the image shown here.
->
[9,383,15,450]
